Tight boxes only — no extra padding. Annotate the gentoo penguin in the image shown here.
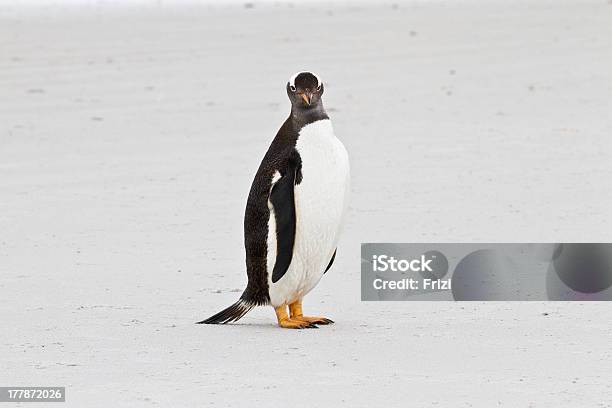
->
[198,71,350,329]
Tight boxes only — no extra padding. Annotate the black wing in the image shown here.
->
[324,249,337,273]
[270,166,298,283]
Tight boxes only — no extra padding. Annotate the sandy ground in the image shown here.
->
[2,1,612,406]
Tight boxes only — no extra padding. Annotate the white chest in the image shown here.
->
[294,119,350,224]
[266,119,350,307]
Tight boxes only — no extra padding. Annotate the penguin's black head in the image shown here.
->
[287,71,324,109]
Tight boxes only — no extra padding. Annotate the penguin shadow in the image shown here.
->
[198,322,328,331]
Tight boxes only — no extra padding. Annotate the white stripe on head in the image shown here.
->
[289,71,321,88]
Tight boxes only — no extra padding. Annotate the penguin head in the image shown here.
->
[287,71,324,109]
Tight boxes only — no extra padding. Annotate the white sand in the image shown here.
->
[1,1,612,406]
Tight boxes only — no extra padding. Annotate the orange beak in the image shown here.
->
[300,93,311,106]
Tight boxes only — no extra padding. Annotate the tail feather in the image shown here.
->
[197,299,255,324]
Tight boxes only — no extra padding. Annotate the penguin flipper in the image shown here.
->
[324,249,337,274]
[270,167,297,283]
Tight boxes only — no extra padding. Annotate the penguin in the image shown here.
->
[198,71,350,329]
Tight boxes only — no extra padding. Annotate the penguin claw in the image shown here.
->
[293,316,334,325]
[278,319,319,329]
[295,321,318,329]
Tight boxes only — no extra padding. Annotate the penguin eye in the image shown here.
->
[316,84,322,91]
[289,85,296,92]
